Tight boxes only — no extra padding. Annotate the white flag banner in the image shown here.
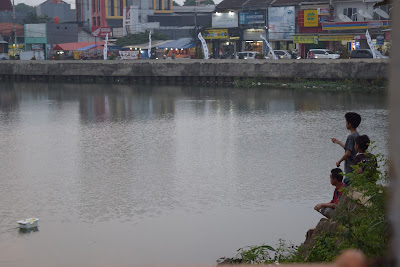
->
[198,32,209,59]
[260,34,277,60]
[148,31,152,58]
[365,30,377,59]
[103,33,108,60]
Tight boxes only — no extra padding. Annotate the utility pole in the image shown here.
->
[12,0,17,57]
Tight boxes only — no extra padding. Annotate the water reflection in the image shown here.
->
[18,227,39,235]
[0,82,387,124]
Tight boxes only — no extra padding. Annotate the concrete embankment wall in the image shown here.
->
[0,59,388,84]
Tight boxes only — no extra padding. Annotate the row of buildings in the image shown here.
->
[0,0,392,59]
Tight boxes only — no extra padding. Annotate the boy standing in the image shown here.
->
[314,168,345,218]
[331,112,361,178]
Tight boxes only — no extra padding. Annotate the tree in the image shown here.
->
[183,0,214,6]
[15,3,35,12]
[173,1,180,6]
[23,11,53,24]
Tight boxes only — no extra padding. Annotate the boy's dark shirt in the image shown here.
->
[353,152,378,172]
[344,132,360,173]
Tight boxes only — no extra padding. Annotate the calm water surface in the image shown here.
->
[0,82,388,266]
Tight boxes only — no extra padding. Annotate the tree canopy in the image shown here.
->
[173,1,180,6]
[15,3,35,12]
[183,0,214,6]
[23,11,53,24]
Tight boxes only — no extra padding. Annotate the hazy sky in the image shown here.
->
[14,0,218,8]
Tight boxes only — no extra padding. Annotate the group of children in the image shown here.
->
[314,112,377,218]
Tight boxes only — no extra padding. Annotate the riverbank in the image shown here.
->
[0,59,388,86]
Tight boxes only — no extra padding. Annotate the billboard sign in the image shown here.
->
[293,35,318,44]
[203,29,228,39]
[239,10,265,25]
[268,6,295,40]
[212,12,238,28]
[304,10,318,27]
[92,27,112,37]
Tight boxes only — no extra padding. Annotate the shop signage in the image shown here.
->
[92,27,112,37]
[203,29,228,39]
[376,35,385,45]
[354,35,366,40]
[318,35,354,41]
[319,16,328,23]
[239,10,265,25]
[31,44,43,50]
[268,6,295,40]
[368,22,383,28]
[385,32,391,40]
[212,12,238,28]
[293,35,318,44]
[322,20,390,30]
[119,51,140,60]
[317,8,330,16]
[304,10,318,27]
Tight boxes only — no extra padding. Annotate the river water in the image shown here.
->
[0,81,388,266]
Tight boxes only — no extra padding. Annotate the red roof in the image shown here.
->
[53,41,109,51]
[0,0,12,11]
[0,23,24,37]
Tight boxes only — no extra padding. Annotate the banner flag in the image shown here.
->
[103,33,108,60]
[148,31,152,58]
[366,30,377,59]
[198,32,209,59]
[260,35,277,60]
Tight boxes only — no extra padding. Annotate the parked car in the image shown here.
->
[236,51,259,60]
[349,49,389,59]
[269,50,292,59]
[307,49,340,59]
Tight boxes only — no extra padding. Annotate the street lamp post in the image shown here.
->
[12,0,17,57]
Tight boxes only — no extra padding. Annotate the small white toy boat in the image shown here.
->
[17,218,39,229]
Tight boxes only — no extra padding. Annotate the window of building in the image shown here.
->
[164,0,170,10]
[92,0,95,12]
[149,0,153,9]
[156,0,162,10]
[93,17,96,26]
[87,0,89,10]
[98,0,100,12]
[97,17,100,26]
[343,8,357,21]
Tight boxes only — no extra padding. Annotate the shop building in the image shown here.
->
[75,0,173,30]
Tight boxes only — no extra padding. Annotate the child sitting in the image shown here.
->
[314,168,345,218]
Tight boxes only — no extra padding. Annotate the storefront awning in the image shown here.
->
[53,41,109,51]
[75,44,103,51]
[157,38,196,49]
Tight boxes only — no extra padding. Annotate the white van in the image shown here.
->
[236,51,260,60]
[307,49,340,59]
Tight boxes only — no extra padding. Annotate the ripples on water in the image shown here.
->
[0,82,388,265]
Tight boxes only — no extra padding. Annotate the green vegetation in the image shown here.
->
[15,3,35,12]
[183,0,215,5]
[23,11,53,24]
[218,145,388,264]
[115,31,168,47]
[233,78,388,94]
[173,1,180,6]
